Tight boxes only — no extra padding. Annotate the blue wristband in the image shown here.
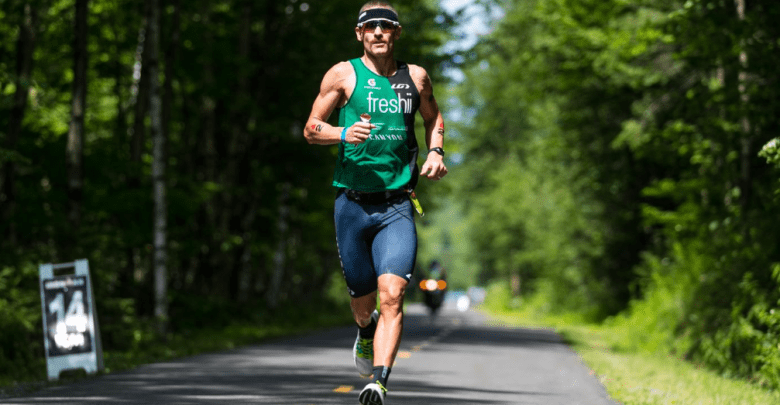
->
[341,127,347,142]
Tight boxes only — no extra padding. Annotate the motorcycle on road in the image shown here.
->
[418,260,447,315]
[418,277,447,315]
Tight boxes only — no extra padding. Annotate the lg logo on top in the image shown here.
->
[364,79,410,90]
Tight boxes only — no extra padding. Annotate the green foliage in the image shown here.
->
[453,0,658,316]
[759,138,780,173]
[604,241,710,355]
[415,196,477,291]
[481,281,518,313]
[452,0,780,389]
[0,264,45,386]
[691,268,780,388]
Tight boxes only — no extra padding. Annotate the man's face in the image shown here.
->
[355,13,401,57]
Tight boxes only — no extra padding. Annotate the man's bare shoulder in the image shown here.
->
[407,63,432,93]
[321,61,356,92]
[407,63,428,78]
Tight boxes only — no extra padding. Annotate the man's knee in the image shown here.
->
[378,279,406,312]
[380,298,403,318]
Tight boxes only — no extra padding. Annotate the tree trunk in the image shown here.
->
[67,0,88,230]
[2,2,38,247]
[148,0,167,336]
[129,12,150,188]
[735,0,752,211]
[108,19,136,298]
[225,0,253,301]
[234,200,257,302]
[198,7,218,294]
[162,0,180,140]
[125,7,150,312]
[160,0,180,299]
[510,271,521,296]
[201,8,216,185]
[267,183,291,309]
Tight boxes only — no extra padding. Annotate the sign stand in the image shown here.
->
[39,259,104,381]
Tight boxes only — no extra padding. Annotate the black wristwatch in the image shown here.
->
[428,147,445,157]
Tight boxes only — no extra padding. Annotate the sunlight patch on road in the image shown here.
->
[180,395,271,400]
[3,398,116,402]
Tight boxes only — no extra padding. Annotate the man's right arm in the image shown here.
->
[304,62,373,145]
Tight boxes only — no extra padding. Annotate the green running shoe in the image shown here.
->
[353,310,379,377]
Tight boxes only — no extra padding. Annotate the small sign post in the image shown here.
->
[39,259,104,381]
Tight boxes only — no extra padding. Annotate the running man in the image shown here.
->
[303,2,447,404]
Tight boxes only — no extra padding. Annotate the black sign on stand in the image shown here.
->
[39,260,104,381]
[42,275,93,356]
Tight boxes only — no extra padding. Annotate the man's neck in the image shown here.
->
[361,54,396,77]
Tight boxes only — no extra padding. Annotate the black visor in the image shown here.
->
[357,8,399,27]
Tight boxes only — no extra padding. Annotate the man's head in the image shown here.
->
[358,1,398,18]
[355,1,401,56]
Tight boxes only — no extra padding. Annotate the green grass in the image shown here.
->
[486,308,780,405]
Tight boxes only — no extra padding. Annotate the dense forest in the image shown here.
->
[2,0,780,392]
[453,0,780,389]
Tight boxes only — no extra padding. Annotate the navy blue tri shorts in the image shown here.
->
[334,190,417,298]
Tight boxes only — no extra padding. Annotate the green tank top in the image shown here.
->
[333,58,421,192]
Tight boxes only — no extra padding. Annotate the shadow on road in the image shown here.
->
[5,363,527,404]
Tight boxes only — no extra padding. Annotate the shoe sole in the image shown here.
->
[358,388,384,405]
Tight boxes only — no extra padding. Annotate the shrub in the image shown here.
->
[0,264,46,384]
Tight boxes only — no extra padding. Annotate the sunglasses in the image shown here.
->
[360,20,398,33]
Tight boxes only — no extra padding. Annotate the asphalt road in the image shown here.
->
[5,299,618,405]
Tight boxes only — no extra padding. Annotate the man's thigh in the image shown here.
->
[371,199,417,283]
[335,192,378,298]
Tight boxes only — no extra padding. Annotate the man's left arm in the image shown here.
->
[413,65,448,181]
